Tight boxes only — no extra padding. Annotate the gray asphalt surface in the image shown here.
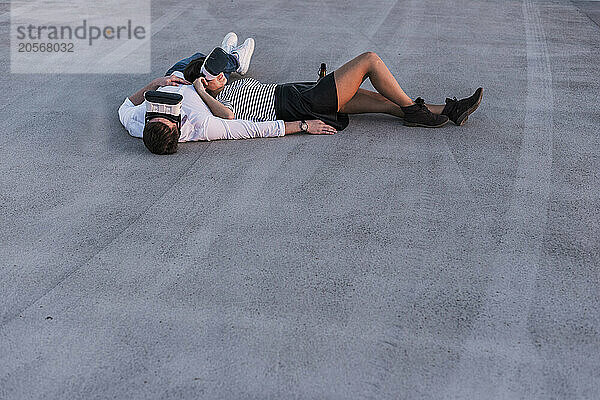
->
[1,0,600,399]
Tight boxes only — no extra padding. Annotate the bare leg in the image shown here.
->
[340,89,445,117]
[340,89,404,116]
[424,104,445,114]
[334,52,415,111]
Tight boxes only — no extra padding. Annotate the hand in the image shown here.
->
[306,120,337,135]
[193,77,208,92]
[152,75,191,88]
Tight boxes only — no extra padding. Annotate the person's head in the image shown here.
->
[200,72,227,92]
[142,117,180,155]
[183,56,227,92]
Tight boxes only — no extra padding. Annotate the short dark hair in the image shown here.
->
[183,57,206,83]
[142,120,180,155]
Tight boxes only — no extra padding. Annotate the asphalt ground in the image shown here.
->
[1,0,599,399]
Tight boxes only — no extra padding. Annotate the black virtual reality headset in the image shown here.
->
[201,47,230,80]
[144,90,183,130]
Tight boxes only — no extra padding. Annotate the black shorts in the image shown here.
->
[274,72,350,131]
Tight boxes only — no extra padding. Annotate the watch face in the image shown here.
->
[301,122,308,131]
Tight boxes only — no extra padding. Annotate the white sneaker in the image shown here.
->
[221,32,238,54]
[232,38,255,75]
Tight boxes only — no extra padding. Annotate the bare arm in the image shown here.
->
[193,78,235,120]
[284,120,337,135]
[128,75,191,106]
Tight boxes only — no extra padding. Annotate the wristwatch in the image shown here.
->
[300,120,308,133]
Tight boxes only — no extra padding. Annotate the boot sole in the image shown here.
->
[403,118,449,128]
[456,87,484,126]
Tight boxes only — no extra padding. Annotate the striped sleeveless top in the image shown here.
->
[216,78,277,121]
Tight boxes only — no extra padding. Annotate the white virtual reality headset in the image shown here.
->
[144,90,184,130]
[200,47,230,81]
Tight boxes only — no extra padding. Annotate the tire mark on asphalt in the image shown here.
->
[343,1,474,397]
[443,0,554,397]
[0,3,226,329]
[361,142,481,399]
[0,143,212,329]
[345,0,422,70]
[364,0,400,40]
[344,2,480,397]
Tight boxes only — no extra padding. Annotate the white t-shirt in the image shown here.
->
[118,72,285,142]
